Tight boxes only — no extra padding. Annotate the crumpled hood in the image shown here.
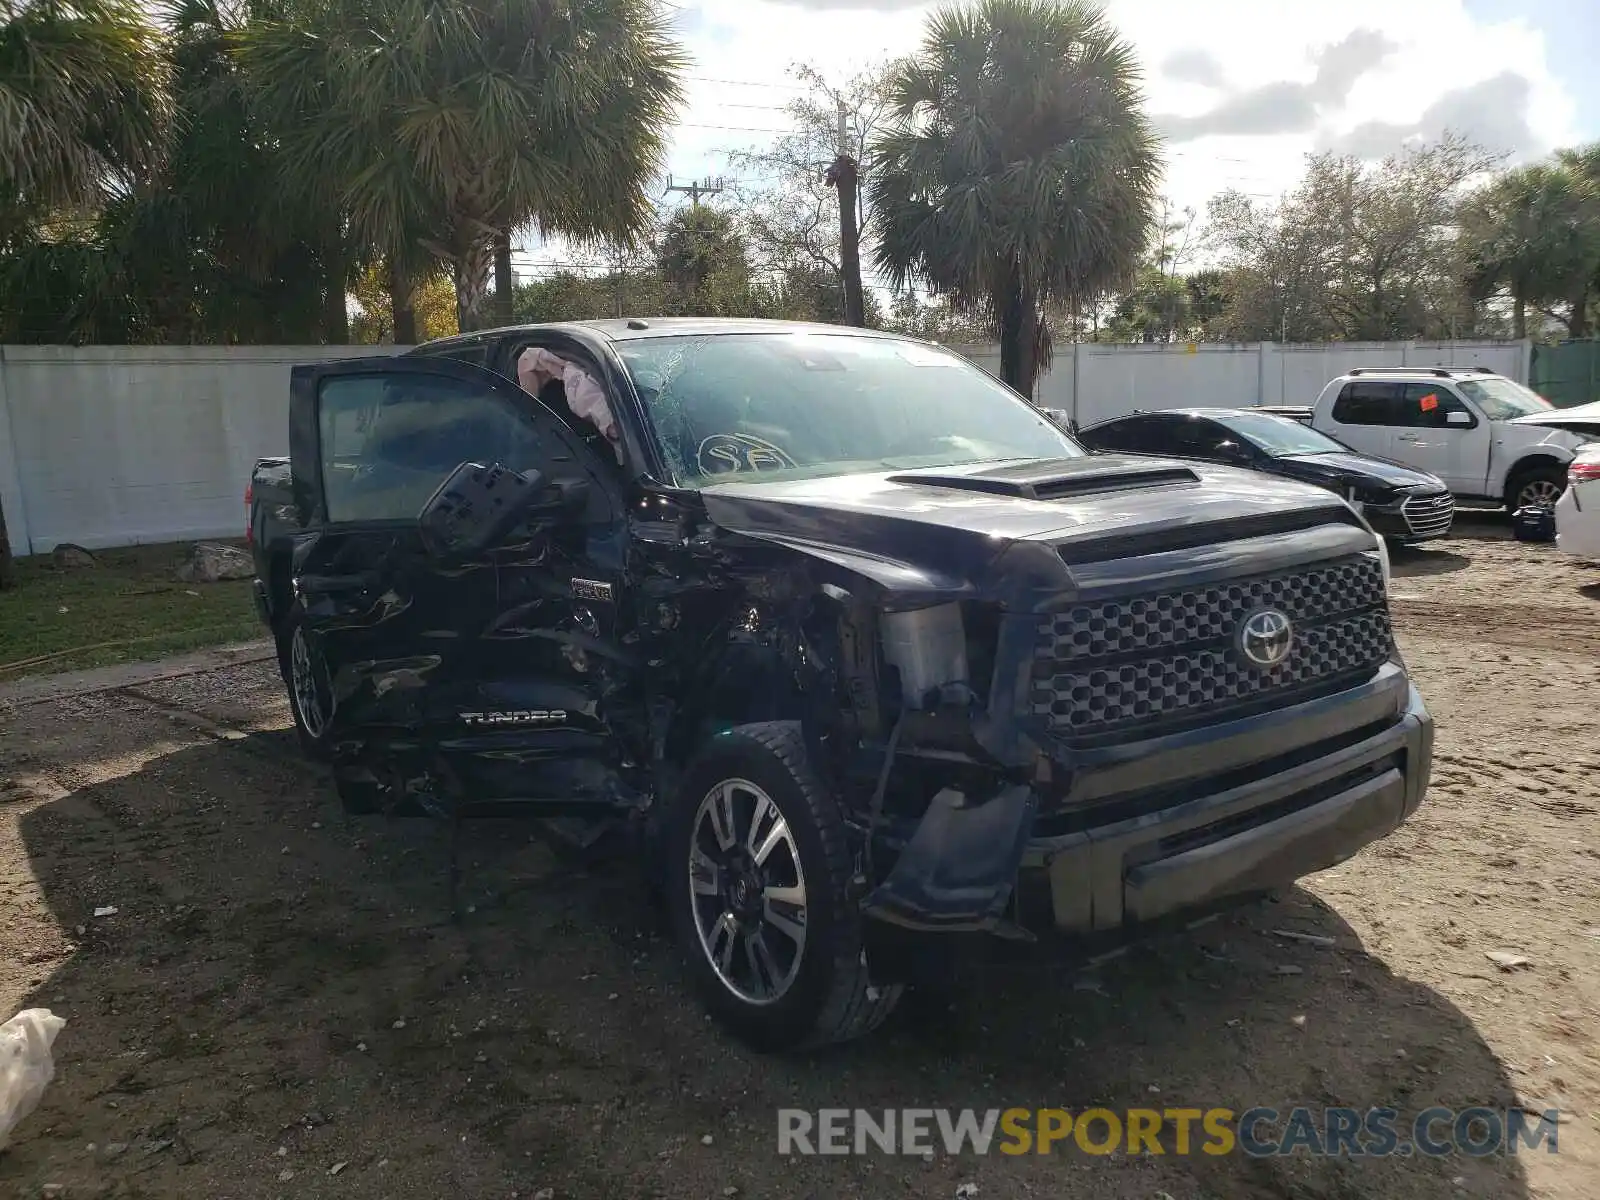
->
[1512,400,1600,436]
[698,455,1358,598]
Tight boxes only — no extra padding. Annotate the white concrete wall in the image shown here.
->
[0,338,1532,556]
[0,345,395,556]
[951,339,1530,426]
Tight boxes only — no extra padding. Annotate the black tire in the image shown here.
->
[275,610,335,763]
[666,721,902,1051]
[1505,466,1567,512]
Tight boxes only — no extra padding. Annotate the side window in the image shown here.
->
[1331,382,1403,426]
[413,340,491,368]
[1400,383,1474,429]
[316,372,582,524]
[1158,417,1228,458]
[1084,418,1144,452]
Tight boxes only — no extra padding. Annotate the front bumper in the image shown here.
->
[1556,488,1600,559]
[1363,491,1454,543]
[1021,682,1430,934]
[863,672,1433,938]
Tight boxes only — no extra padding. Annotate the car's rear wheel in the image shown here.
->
[666,722,902,1051]
[276,614,333,762]
[1507,466,1566,512]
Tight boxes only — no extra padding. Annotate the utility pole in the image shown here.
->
[825,100,866,327]
[664,174,725,208]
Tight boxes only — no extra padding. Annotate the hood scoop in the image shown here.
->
[887,456,1199,501]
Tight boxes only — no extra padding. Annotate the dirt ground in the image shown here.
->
[1,515,1598,1200]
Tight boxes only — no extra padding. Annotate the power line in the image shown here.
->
[687,74,807,91]
[679,121,798,134]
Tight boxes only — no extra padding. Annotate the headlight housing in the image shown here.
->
[879,603,968,709]
[1353,484,1403,507]
[1339,496,1391,590]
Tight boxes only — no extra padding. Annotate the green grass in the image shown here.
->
[0,542,265,680]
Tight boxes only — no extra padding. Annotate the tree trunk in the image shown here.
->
[1568,289,1591,340]
[454,237,494,333]
[997,270,1039,398]
[0,497,14,590]
[322,236,349,344]
[389,263,417,346]
[829,155,865,328]
[1513,294,1527,340]
[493,229,514,325]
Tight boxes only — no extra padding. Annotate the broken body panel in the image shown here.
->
[250,321,1432,957]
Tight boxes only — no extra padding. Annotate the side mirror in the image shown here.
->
[1214,439,1251,462]
[1445,410,1472,427]
[418,462,587,561]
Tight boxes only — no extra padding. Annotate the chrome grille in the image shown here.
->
[1402,491,1454,538]
[1032,555,1391,738]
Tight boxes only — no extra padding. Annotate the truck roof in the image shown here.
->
[412,317,909,352]
[1338,366,1498,380]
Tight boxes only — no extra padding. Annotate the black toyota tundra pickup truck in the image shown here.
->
[249,319,1433,1050]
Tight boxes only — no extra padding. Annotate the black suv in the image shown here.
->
[249,319,1434,1050]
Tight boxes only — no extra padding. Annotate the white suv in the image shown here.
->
[1310,368,1588,510]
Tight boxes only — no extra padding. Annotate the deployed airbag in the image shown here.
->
[516,347,623,461]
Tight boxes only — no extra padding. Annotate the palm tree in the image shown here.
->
[238,0,686,332]
[1555,144,1600,337]
[1461,162,1600,339]
[0,0,170,586]
[868,0,1159,397]
[0,0,171,224]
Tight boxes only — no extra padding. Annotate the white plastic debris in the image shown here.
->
[92,906,117,918]
[1486,950,1530,971]
[0,1008,67,1149]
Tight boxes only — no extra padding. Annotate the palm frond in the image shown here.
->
[0,0,173,213]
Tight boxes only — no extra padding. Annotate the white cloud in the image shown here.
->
[523,0,1580,269]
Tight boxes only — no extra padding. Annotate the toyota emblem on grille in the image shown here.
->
[1238,608,1293,669]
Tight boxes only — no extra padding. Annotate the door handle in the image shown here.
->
[1396,435,1421,443]
[299,571,381,597]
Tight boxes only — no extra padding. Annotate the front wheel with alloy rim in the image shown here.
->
[1507,466,1567,512]
[666,722,902,1051]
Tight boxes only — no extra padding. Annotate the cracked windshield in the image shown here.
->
[618,333,1082,487]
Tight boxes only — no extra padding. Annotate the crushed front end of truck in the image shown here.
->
[738,464,1439,949]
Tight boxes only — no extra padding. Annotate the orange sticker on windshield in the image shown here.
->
[1419,392,1439,412]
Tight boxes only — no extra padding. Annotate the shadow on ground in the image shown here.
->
[1391,545,1471,579]
[1444,512,1510,542]
[2,732,1531,1200]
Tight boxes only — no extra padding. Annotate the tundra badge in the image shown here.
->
[459,711,569,727]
